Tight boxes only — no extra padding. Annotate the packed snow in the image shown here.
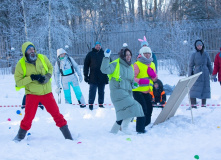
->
[0,68,221,160]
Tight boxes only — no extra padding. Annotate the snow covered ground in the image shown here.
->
[0,69,221,160]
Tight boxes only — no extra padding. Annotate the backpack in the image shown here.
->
[57,56,75,76]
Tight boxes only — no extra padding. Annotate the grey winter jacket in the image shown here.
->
[188,51,213,99]
[101,57,144,121]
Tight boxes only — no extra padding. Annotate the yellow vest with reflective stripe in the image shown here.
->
[132,61,155,92]
[15,54,50,91]
[108,58,134,81]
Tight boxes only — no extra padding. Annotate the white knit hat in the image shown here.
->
[139,46,152,58]
[57,48,67,57]
[122,43,128,48]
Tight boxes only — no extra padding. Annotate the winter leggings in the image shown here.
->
[190,98,206,106]
[63,81,84,104]
[88,83,105,104]
[20,93,67,131]
[133,92,153,133]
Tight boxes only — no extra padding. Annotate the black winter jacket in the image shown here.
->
[151,79,166,103]
[152,88,166,103]
[84,48,109,84]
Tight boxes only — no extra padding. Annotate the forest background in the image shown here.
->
[1,0,221,76]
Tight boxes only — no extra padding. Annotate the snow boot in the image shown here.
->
[190,98,197,108]
[201,99,206,107]
[110,122,121,134]
[192,106,197,109]
[60,125,73,140]
[78,100,86,108]
[13,127,27,142]
[121,118,132,135]
[137,130,147,134]
[99,104,105,108]
[89,104,93,110]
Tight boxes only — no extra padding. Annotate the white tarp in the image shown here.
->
[153,72,202,125]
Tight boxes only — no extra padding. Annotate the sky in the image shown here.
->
[0,68,221,160]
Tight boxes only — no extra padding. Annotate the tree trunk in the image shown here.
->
[154,0,157,20]
[48,0,52,60]
[138,0,143,20]
[21,0,28,41]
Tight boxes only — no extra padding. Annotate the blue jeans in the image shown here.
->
[89,83,105,105]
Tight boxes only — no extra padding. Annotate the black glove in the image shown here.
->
[30,74,45,83]
[84,76,89,83]
[38,76,46,83]
[31,74,41,81]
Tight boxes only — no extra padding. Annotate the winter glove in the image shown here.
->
[84,76,89,83]
[138,78,150,85]
[55,87,62,94]
[78,75,83,83]
[104,48,111,58]
[132,82,139,89]
[147,67,157,79]
[41,73,52,84]
[38,75,46,83]
[30,74,42,81]
[211,74,217,82]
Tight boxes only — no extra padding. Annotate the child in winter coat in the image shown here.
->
[54,48,86,108]
[150,79,166,108]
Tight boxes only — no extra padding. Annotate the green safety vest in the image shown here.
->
[132,61,156,92]
[108,58,134,81]
[15,54,51,91]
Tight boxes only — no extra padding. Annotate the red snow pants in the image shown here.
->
[20,93,67,130]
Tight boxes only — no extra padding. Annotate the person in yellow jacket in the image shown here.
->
[13,42,73,141]
[133,46,157,133]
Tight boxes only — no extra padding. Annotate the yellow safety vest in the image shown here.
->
[132,61,156,92]
[15,54,51,91]
[108,58,134,81]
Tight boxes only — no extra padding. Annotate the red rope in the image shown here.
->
[0,104,220,107]
[72,104,112,106]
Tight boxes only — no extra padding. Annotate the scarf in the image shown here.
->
[138,56,153,65]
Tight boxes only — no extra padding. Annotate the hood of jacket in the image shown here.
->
[21,41,37,61]
[194,40,204,53]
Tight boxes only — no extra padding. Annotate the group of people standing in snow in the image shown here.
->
[13,37,221,141]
